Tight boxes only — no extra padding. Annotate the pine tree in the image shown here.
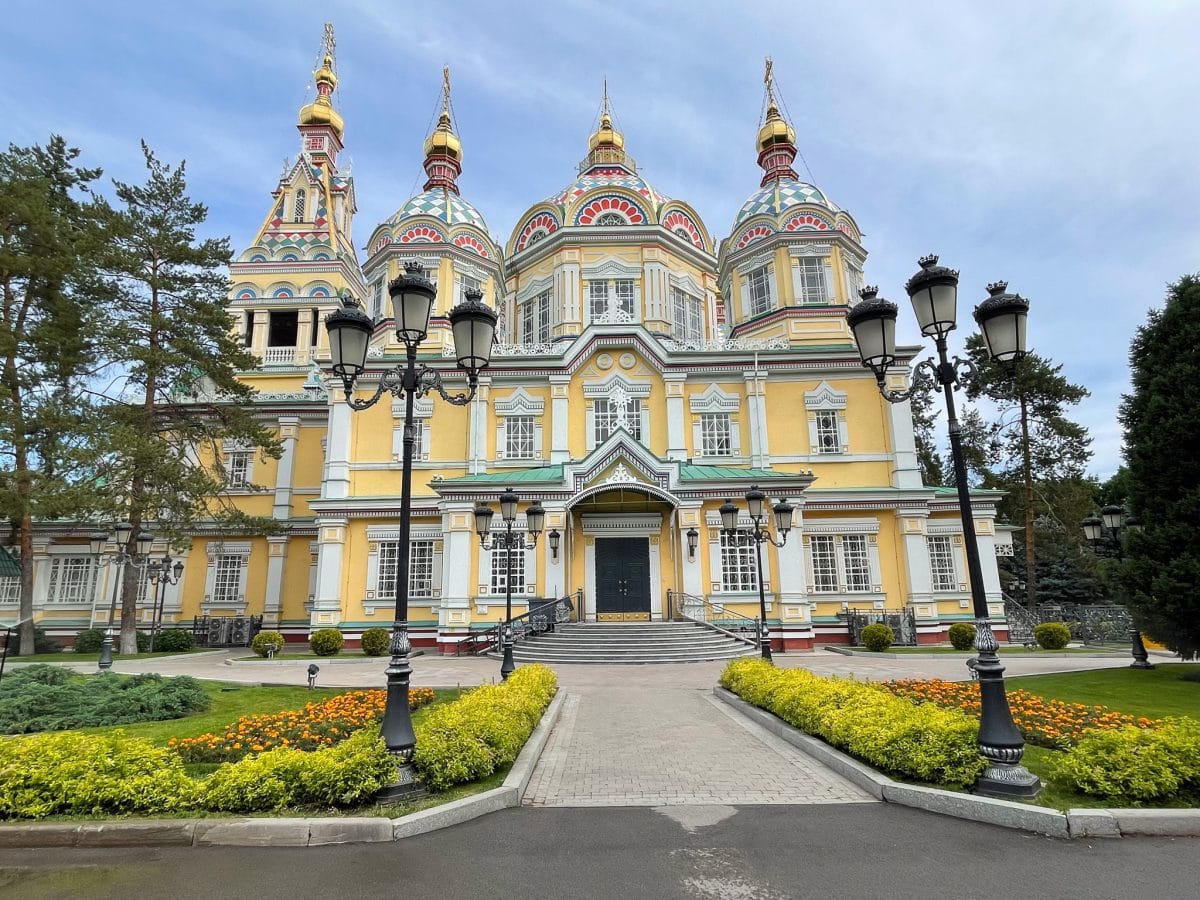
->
[94,144,280,654]
[961,334,1092,606]
[0,137,110,655]
[909,370,948,486]
[1118,274,1200,659]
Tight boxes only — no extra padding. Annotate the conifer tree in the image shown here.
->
[1118,274,1200,659]
[0,137,109,655]
[94,144,280,654]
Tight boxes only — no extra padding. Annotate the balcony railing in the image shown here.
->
[261,346,306,366]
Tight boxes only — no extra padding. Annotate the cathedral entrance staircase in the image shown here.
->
[508,621,758,665]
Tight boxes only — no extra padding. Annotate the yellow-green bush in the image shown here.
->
[413,664,557,791]
[720,659,985,787]
[0,731,198,819]
[1050,718,1200,802]
[1034,622,1071,650]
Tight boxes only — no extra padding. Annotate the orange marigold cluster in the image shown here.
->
[170,687,436,763]
[883,679,1157,748]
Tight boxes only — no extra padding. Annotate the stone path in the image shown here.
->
[523,686,874,807]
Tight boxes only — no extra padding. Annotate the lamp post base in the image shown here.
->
[975,761,1043,799]
[1130,630,1155,669]
[376,760,428,804]
[98,630,115,671]
[500,627,516,680]
[759,620,773,663]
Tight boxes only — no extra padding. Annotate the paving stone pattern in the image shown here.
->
[524,688,875,807]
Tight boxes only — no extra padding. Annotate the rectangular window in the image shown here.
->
[505,415,536,459]
[588,279,636,324]
[670,286,703,341]
[490,540,526,594]
[845,265,864,304]
[815,410,842,454]
[594,398,642,443]
[243,312,254,348]
[212,555,244,605]
[928,535,958,591]
[793,257,830,304]
[225,451,252,486]
[720,530,758,592]
[0,574,19,605]
[460,274,481,303]
[268,310,299,347]
[520,290,552,344]
[747,266,773,317]
[700,413,733,457]
[378,539,437,600]
[47,556,98,604]
[841,534,872,592]
[809,535,839,593]
[372,280,385,320]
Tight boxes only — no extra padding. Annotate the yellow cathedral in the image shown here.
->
[9,36,1013,653]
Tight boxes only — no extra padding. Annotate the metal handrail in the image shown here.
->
[456,591,579,656]
[666,589,759,647]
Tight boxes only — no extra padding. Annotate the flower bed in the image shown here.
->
[171,688,435,762]
[883,679,1156,748]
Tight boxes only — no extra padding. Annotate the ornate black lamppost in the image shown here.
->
[473,488,545,679]
[846,255,1039,798]
[1082,506,1153,669]
[89,524,155,671]
[324,263,497,798]
[147,555,185,652]
[720,488,793,662]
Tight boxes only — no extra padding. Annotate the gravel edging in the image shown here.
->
[0,688,566,849]
[712,686,1200,839]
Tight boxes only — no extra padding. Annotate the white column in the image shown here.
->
[678,505,704,597]
[550,375,571,463]
[251,309,269,356]
[469,377,490,474]
[273,416,300,519]
[312,517,346,625]
[664,374,687,461]
[322,387,352,500]
[901,514,933,605]
[887,393,923,488]
[744,368,771,468]
[544,506,568,597]
[561,262,581,324]
[264,536,288,627]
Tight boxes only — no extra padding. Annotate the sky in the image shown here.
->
[4,0,1198,479]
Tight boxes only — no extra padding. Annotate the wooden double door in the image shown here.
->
[595,537,651,621]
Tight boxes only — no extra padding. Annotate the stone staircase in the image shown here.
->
[506,621,759,665]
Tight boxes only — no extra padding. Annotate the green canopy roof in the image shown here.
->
[0,546,18,578]
[439,466,565,485]
[678,464,797,482]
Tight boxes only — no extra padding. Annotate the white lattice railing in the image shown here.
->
[261,347,299,366]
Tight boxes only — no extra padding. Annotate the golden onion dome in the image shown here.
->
[314,53,337,90]
[757,102,795,152]
[298,53,344,137]
[589,113,625,152]
[424,110,463,161]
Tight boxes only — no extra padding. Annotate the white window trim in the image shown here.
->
[805,381,849,456]
[791,256,833,305]
[203,541,251,609]
[802,530,883,595]
[365,526,444,604]
[392,398,434,463]
[742,264,775,319]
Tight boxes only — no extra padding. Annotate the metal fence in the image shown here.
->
[1002,598,1133,646]
[842,608,917,646]
[192,615,262,647]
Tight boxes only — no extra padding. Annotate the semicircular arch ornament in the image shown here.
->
[452,233,490,258]
[574,194,648,227]
[515,212,560,253]
[371,234,392,255]
[735,223,774,251]
[397,224,446,244]
[661,210,705,250]
[783,213,832,232]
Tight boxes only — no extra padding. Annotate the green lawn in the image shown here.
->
[1007,663,1200,720]
[3,649,212,663]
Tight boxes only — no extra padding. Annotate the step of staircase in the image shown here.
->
[494,621,758,665]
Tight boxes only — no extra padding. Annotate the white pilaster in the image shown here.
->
[664,374,687,461]
[312,517,347,625]
[469,377,490,473]
[264,536,288,627]
[550,375,571,463]
[272,417,300,519]
[323,388,352,500]
[887,393,923,488]
[744,368,771,468]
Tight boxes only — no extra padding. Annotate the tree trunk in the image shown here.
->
[118,505,143,654]
[17,513,34,656]
[1020,393,1037,606]
[6,350,35,656]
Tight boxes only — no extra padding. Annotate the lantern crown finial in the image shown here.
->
[918,254,939,269]
[987,281,1009,296]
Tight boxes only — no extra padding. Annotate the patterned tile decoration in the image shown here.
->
[391,188,488,229]
[515,212,560,253]
[733,178,837,228]
[734,223,773,250]
[783,212,831,232]
[661,210,705,250]
[452,233,490,258]
[574,194,648,226]
[397,224,446,244]
[547,165,668,209]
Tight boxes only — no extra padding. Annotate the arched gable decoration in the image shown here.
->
[397,224,446,244]
[514,211,560,253]
[783,212,832,232]
[661,210,705,250]
[735,223,773,251]
[452,233,490,258]
[574,194,648,227]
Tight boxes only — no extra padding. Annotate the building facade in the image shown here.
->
[6,41,1012,650]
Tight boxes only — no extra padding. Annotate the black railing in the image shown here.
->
[666,589,759,647]
[843,608,918,647]
[1002,599,1133,647]
[192,615,262,647]
[455,591,579,657]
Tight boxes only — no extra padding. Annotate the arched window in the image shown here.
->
[294,189,307,222]
[596,213,625,226]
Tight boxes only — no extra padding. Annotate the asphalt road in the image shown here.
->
[1,804,1195,900]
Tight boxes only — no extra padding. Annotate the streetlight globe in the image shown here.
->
[686,526,699,559]
[525,500,546,537]
[973,281,1030,363]
[89,532,109,557]
[846,287,899,378]
[473,503,495,538]
[1081,514,1104,543]
[136,532,155,557]
[499,488,519,522]
[904,254,960,338]
[719,498,739,533]
[324,294,374,384]
[388,262,437,347]
[772,497,794,536]
[1101,505,1125,531]
[448,288,498,378]
[745,485,766,522]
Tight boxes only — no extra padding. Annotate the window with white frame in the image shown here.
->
[371,279,385,320]
[47,556,99,604]
[700,413,733,457]
[594,397,642,443]
[294,189,306,222]
[806,382,848,456]
[505,415,536,459]
[211,555,244,605]
[490,540,526,594]
[719,530,758,592]
[746,265,773,317]
[928,535,958,591]
[845,264,864,304]
[224,451,252,487]
[459,273,482,303]
[520,289,552,344]
[809,535,839,593]
[376,539,436,600]
[0,573,18,604]
[792,257,830,304]
[669,286,703,341]
[841,534,872,592]
[808,533,876,593]
[814,409,842,454]
[588,279,636,324]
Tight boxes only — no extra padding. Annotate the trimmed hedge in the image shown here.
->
[72,628,106,654]
[251,630,286,657]
[361,627,390,657]
[310,628,344,656]
[1034,622,1071,650]
[720,658,985,787]
[414,664,558,791]
[860,623,893,652]
[1050,718,1200,801]
[948,623,976,651]
[151,629,195,653]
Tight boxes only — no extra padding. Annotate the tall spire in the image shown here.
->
[583,80,631,171]
[298,23,344,144]
[756,57,798,186]
[422,65,463,193]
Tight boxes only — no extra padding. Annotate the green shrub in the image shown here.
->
[1050,718,1200,801]
[134,631,152,653]
[151,629,195,653]
[0,730,199,819]
[948,623,976,651]
[310,628,344,656]
[361,627,390,657]
[860,623,893,652]
[251,630,286,657]
[1034,622,1071,650]
[33,627,61,654]
[72,628,106,654]
[720,658,986,787]
[414,664,558,791]
[0,666,211,734]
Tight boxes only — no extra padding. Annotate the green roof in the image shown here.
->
[0,546,18,578]
[679,464,798,481]
[440,466,565,485]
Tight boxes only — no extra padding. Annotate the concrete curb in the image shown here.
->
[712,686,1200,840]
[821,646,1132,660]
[0,688,566,849]
[4,649,231,669]
[223,651,425,667]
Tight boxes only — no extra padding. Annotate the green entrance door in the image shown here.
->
[595,537,651,621]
